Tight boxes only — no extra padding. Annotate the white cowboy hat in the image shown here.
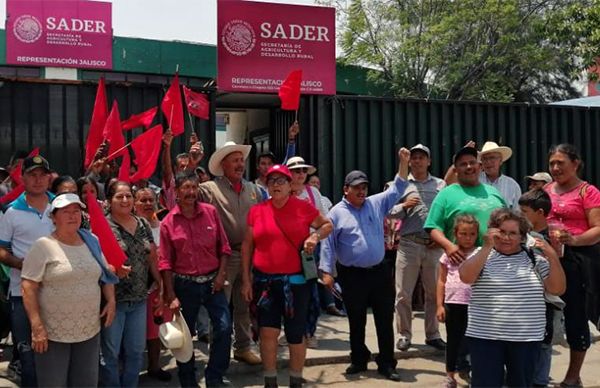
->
[158,312,193,363]
[479,141,512,162]
[208,141,252,176]
[286,156,316,175]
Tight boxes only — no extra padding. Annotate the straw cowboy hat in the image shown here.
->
[286,156,317,175]
[479,141,513,162]
[159,312,193,363]
[208,141,252,176]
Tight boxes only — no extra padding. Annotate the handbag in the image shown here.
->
[273,214,318,281]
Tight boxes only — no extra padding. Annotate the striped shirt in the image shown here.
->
[466,249,549,342]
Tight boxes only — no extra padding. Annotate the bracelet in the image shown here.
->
[312,230,321,240]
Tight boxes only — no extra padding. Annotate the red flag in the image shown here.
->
[104,101,126,161]
[84,78,108,168]
[161,73,184,136]
[129,124,164,182]
[183,86,209,120]
[9,147,40,186]
[278,70,302,111]
[118,153,131,183]
[87,195,127,268]
[121,106,158,131]
[0,184,24,205]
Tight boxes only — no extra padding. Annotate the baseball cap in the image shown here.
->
[266,164,292,180]
[410,144,431,157]
[50,193,86,213]
[453,147,478,164]
[525,172,552,184]
[22,155,50,174]
[344,170,369,186]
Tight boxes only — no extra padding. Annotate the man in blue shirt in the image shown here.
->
[320,148,409,381]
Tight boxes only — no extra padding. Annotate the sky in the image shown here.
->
[0,0,321,45]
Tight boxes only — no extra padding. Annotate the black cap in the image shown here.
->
[452,147,478,164]
[258,152,276,163]
[344,170,369,186]
[22,155,50,175]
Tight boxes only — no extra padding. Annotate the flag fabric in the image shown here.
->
[87,195,127,268]
[183,86,209,120]
[121,106,158,131]
[129,124,163,182]
[0,184,24,205]
[161,73,184,136]
[278,70,303,111]
[9,147,40,186]
[104,101,126,161]
[84,78,108,168]
[118,153,131,183]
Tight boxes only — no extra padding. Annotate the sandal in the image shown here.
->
[557,378,583,388]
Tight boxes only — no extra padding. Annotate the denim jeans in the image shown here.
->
[10,296,37,387]
[532,342,552,386]
[174,277,232,387]
[100,300,147,387]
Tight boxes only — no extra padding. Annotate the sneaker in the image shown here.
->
[443,376,457,388]
[278,335,288,346]
[306,335,318,349]
[325,305,347,317]
[233,349,262,365]
[425,338,447,351]
[396,338,411,351]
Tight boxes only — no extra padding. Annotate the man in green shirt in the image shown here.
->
[424,147,506,264]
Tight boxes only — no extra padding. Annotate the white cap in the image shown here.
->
[410,144,430,157]
[50,193,86,213]
[525,172,552,184]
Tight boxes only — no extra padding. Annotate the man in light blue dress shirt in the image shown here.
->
[478,141,522,209]
[320,148,409,381]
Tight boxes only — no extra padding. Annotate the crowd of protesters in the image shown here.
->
[0,125,598,388]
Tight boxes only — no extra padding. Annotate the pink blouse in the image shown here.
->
[545,181,600,236]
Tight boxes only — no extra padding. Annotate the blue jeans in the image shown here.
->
[469,337,541,387]
[10,296,37,387]
[174,277,232,387]
[532,342,552,386]
[100,300,146,387]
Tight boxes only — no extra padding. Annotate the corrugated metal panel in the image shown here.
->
[0,81,216,180]
[315,96,600,202]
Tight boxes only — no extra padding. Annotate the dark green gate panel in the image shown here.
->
[315,96,600,202]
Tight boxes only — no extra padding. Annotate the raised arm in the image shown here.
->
[459,228,497,284]
[282,121,299,164]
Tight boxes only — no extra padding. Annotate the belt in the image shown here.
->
[402,234,431,245]
[174,271,217,284]
[338,261,385,271]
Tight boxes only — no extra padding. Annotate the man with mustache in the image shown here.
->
[319,148,409,381]
[198,142,263,365]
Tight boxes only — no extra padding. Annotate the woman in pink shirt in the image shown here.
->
[545,144,600,388]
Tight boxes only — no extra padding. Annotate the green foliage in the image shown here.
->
[324,0,590,103]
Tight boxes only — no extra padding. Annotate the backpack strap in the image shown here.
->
[305,185,316,206]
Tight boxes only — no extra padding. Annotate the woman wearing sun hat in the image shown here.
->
[21,193,118,387]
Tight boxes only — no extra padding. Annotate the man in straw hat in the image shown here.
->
[198,141,263,365]
[160,173,233,387]
[478,141,521,209]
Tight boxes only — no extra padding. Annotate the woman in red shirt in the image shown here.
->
[544,144,600,387]
[241,165,332,388]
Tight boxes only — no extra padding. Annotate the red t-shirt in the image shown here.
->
[248,196,320,274]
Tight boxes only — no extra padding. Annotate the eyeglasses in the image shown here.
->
[267,177,289,185]
[497,230,521,240]
[481,155,501,162]
[291,168,309,174]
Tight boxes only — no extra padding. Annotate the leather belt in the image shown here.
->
[402,234,432,245]
[175,271,217,284]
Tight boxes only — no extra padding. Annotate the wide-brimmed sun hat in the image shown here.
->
[158,312,193,363]
[208,141,252,176]
[479,141,512,162]
[286,156,316,175]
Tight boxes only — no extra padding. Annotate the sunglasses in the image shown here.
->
[267,177,289,185]
[291,168,309,174]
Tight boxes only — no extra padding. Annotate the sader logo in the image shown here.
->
[13,15,42,43]
[222,20,256,56]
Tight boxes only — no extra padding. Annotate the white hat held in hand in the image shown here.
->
[159,312,193,363]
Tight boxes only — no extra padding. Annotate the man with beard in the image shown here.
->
[425,146,506,263]
[160,173,232,387]
[198,142,263,365]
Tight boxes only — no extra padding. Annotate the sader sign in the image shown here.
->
[217,0,335,95]
[6,0,112,70]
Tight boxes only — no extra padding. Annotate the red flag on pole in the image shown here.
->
[104,101,126,161]
[183,86,210,120]
[87,195,127,268]
[129,124,164,182]
[9,147,40,186]
[118,153,131,183]
[278,70,302,111]
[0,184,24,205]
[161,73,184,136]
[121,107,158,131]
[84,78,108,168]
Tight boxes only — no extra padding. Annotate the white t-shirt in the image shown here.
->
[22,236,103,343]
[466,249,549,342]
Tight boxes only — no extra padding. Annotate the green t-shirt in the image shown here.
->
[424,183,506,245]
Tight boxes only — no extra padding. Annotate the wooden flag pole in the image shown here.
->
[187,111,196,134]
[106,142,132,161]
[294,109,298,123]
